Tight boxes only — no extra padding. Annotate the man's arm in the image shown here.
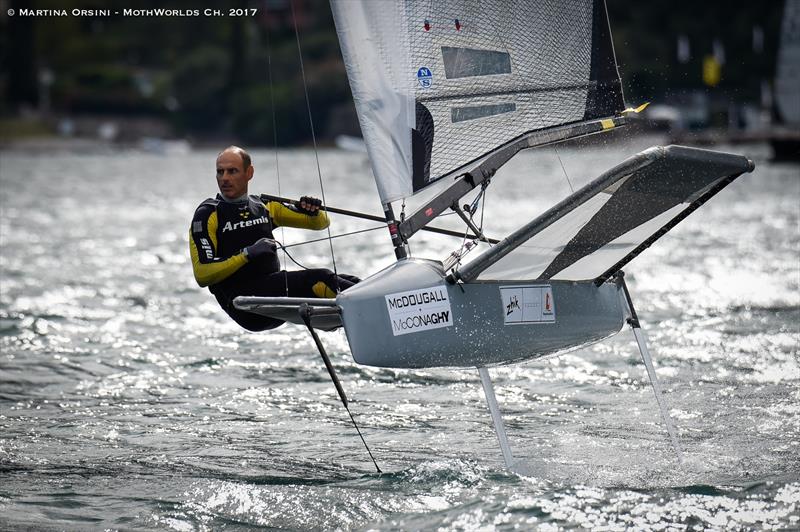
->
[266,198,330,230]
[189,205,248,287]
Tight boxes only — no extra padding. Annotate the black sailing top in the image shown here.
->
[189,194,329,294]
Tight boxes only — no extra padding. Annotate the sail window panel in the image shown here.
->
[424,88,587,181]
[441,47,512,79]
[409,1,596,101]
[475,193,612,281]
[451,103,517,123]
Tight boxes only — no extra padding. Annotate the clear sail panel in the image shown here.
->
[467,146,754,282]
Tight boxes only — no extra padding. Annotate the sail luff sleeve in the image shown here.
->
[330,0,415,204]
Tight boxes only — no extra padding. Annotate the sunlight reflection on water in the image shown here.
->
[0,141,798,530]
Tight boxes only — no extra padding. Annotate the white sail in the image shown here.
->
[330,1,415,203]
[331,0,625,204]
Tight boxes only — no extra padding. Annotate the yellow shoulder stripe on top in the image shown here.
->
[207,210,219,250]
[266,201,330,231]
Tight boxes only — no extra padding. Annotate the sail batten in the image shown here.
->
[331,0,625,205]
[417,82,603,103]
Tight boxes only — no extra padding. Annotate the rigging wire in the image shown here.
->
[290,0,341,289]
[281,225,386,250]
[289,5,380,471]
[275,225,379,270]
[262,11,291,296]
[272,240,314,271]
[450,183,490,271]
[554,146,576,194]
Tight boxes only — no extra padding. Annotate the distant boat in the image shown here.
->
[334,134,367,153]
[138,137,191,155]
[772,0,800,160]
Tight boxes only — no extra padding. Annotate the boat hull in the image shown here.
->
[337,259,626,368]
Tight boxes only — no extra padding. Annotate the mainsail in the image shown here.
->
[331,0,625,204]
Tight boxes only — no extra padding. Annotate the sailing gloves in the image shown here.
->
[243,238,280,271]
[295,196,322,215]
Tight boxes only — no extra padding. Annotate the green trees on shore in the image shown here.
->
[0,0,784,144]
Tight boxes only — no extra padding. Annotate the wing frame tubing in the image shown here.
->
[448,142,653,284]
[399,117,627,243]
[234,296,339,308]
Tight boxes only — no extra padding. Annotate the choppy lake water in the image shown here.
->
[1,137,798,530]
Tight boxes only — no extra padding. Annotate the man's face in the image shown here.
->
[216,150,254,200]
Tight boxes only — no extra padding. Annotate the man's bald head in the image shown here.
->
[218,145,252,170]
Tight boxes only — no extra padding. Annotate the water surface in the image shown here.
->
[1,137,798,530]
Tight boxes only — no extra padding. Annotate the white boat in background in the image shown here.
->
[772,0,800,160]
[139,137,191,155]
[334,134,367,153]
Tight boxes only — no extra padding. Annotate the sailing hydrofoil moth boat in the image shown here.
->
[234,0,754,471]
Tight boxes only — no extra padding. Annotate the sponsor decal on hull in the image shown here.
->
[385,285,453,336]
[500,285,555,325]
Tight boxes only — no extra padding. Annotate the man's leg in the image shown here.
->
[213,289,285,332]
[211,271,309,331]
[280,269,359,298]
[213,270,360,331]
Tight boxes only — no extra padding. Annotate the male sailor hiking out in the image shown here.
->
[189,146,359,331]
